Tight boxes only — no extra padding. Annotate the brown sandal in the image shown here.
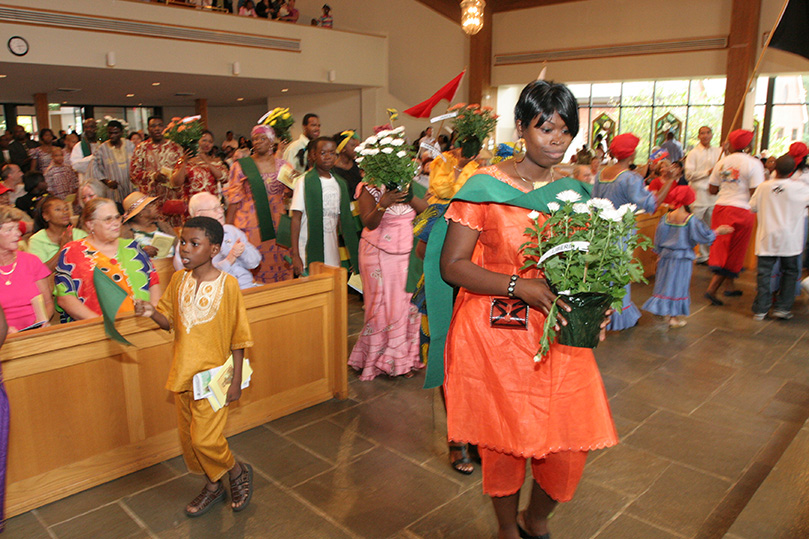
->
[184,484,225,517]
[230,462,253,512]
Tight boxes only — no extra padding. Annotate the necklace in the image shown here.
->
[0,256,17,286]
[513,159,554,189]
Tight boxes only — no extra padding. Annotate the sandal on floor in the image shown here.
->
[449,444,474,475]
[230,462,253,512]
[184,484,225,518]
[517,510,550,539]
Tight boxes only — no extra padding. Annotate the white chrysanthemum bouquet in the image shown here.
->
[355,126,418,191]
[522,189,651,359]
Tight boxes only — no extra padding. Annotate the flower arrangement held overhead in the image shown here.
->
[258,107,294,143]
[97,116,129,142]
[163,115,204,154]
[522,189,651,359]
[355,126,418,191]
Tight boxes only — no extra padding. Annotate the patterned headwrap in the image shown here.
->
[335,130,359,154]
[251,124,276,143]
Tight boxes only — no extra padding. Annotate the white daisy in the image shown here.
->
[527,210,540,220]
[390,138,405,146]
[587,198,614,212]
[396,151,407,158]
[546,202,561,212]
[572,203,590,214]
[356,156,364,163]
[617,203,637,216]
[362,148,379,156]
[376,130,391,138]
[364,136,378,145]
[556,190,582,203]
[601,208,623,222]
[380,137,394,145]
[392,126,406,134]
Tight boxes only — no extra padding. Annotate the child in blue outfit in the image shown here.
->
[643,186,733,327]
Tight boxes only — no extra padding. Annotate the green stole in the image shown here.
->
[303,168,360,273]
[239,157,276,242]
[422,174,592,389]
[404,181,428,293]
[81,138,92,158]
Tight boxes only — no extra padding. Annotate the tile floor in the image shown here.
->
[5,266,808,538]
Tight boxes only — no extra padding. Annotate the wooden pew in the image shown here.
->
[0,263,348,518]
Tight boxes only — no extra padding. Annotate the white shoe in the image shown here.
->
[802,277,809,295]
[772,311,794,320]
[752,313,766,321]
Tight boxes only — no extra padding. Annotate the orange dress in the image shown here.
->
[443,168,618,459]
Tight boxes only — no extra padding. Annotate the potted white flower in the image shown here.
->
[522,189,651,360]
[355,126,418,192]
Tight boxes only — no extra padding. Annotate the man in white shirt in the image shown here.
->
[750,154,809,319]
[705,129,765,305]
[283,113,320,174]
[70,118,99,183]
[685,126,722,263]
[221,131,239,152]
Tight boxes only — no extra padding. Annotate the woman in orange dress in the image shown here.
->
[426,81,618,539]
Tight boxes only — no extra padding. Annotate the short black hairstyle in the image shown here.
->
[514,80,579,138]
[303,113,319,127]
[666,131,675,140]
[775,154,796,177]
[107,120,123,131]
[39,128,54,140]
[23,171,45,193]
[309,136,334,153]
[184,216,224,246]
[147,115,163,125]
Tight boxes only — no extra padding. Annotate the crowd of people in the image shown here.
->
[0,77,808,536]
[147,0,335,28]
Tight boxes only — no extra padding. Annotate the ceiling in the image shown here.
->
[0,62,362,108]
[414,0,583,22]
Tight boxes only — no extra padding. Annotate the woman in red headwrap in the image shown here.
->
[704,129,766,304]
[593,133,675,330]
[642,185,733,327]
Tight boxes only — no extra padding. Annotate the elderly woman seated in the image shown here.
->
[173,192,261,288]
[0,206,53,331]
[120,191,178,258]
[55,198,161,323]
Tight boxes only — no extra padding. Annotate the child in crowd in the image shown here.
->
[319,4,333,27]
[642,185,733,327]
[289,137,359,277]
[750,154,809,320]
[135,216,254,517]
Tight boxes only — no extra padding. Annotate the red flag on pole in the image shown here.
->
[403,70,466,119]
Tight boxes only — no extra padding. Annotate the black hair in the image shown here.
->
[775,154,796,177]
[666,131,675,140]
[128,132,141,140]
[184,216,224,246]
[514,80,579,138]
[107,120,123,131]
[39,128,55,141]
[458,135,482,159]
[201,129,214,139]
[147,115,163,125]
[303,113,319,127]
[23,171,45,193]
[34,196,65,232]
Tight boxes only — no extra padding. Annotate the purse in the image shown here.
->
[490,298,529,330]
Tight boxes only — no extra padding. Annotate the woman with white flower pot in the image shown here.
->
[425,81,618,539]
[593,133,675,330]
[348,127,428,380]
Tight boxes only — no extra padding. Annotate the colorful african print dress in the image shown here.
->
[54,238,159,323]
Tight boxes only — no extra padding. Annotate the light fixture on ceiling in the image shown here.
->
[0,75,6,78]
[152,82,160,86]
[460,0,485,36]
[236,97,244,101]
[281,88,289,93]
[126,93,135,98]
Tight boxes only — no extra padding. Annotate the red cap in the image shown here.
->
[789,141,808,167]
[668,185,696,209]
[728,129,753,151]
[609,133,640,160]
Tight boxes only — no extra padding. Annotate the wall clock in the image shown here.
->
[8,36,29,57]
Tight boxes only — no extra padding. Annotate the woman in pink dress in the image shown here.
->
[348,182,426,380]
[225,125,292,284]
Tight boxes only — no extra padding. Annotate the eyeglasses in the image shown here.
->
[95,215,122,224]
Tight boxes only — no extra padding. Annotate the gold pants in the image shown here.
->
[175,391,235,482]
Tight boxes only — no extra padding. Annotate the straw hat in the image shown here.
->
[122,191,157,222]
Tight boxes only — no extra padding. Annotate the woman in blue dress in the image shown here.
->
[642,186,733,327]
[593,133,675,330]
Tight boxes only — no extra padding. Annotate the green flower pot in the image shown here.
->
[557,292,612,349]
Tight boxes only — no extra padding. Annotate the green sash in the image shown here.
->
[404,182,428,293]
[239,157,276,242]
[423,174,592,389]
[81,138,92,158]
[303,168,360,273]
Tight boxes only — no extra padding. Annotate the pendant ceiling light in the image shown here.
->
[460,0,485,36]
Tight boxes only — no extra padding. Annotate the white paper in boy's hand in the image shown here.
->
[192,360,252,405]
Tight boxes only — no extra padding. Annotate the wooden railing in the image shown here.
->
[0,263,348,518]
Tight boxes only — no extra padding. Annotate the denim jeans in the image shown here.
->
[753,255,801,314]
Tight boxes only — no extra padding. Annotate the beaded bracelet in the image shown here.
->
[507,274,518,298]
